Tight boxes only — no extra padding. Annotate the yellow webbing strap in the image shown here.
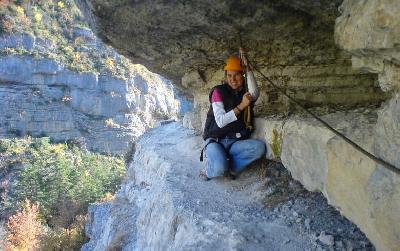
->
[243,106,253,130]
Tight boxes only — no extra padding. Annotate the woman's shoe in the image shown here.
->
[199,169,211,181]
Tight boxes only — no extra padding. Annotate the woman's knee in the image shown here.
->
[238,139,266,156]
[206,157,228,177]
[205,143,229,177]
[252,140,266,158]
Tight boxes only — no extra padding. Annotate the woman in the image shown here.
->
[201,49,266,180]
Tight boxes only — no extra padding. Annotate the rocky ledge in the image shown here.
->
[82,122,373,250]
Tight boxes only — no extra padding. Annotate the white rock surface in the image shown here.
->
[82,122,318,250]
[182,111,202,132]
[0,50,179,155]
[334,1,400,249]
[249,109,400,250]
[318,231,334,246]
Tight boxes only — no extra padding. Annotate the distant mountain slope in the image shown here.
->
[0,0,180,155]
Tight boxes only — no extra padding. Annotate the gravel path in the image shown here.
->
[84,121,374,250]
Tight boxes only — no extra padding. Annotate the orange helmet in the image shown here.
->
[224,56,243,72]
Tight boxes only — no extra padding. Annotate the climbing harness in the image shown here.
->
[238,45,400,175]
[200,138,233,162]
[199,139,217,162]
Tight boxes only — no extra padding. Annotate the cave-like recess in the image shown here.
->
[75,0,387,114]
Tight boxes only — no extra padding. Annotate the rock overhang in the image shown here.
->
[73,1,400,250]
[75,0,344,85]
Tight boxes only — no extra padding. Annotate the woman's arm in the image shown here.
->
[211,89,237,128]
[212,89,252,128]
[239,47,259,102]
[246,71,259,101]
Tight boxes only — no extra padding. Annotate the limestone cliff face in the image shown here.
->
[253,1,400,249]
[76,0,399,249]
[331,1,400,250]
[75,0,342,83]
[0,33,179,155]
[76,0,387,121]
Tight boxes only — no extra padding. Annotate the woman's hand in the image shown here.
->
[239,47,246,56]
[239,47,247,66]
[234,92,252,117]
[239,47,252,71]
[238,92,252,110]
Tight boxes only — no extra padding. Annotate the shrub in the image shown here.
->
[40,215,87,251]
[61,45,74,55]
[7,137,125,226]
[1,0,137,77]
[33,12,42,23]
[0,16,14,33]
[59,11,72,26]
[15,6,24,16]
[71,51,92,72]
[19,13,30,26]
[72,51,81,63]
[57,1,65,9]
[0,139,9,153]
[74,36,85,46]
[99,192,114,203]
[6,199,43,251]
[105,118,119,128]
[4,137,28,155]
[0,0,11,8]
[1,137,124,250]
[105,57,115,73]
[8,128,23,137]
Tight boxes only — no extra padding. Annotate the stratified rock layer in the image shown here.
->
[333,1,400,249]
[77,0,387,116]
[76,0,399,249]
[0,34,178,155]
[75,0,343,82]
[251,2,400,249]
[253,107,399,250]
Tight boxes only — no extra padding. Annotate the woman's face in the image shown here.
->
[226,70,244,90]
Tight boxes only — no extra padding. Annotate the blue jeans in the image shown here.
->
[204,138,266,178]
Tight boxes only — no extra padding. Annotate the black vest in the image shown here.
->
[203,84,254,140]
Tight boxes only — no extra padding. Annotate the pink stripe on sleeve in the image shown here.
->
[211,89,223,103]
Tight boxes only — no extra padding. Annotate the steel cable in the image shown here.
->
[245,56,400,175]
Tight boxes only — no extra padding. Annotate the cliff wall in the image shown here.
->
[75,0,400,249]
[251,1,400,249]
[0,33,179,155]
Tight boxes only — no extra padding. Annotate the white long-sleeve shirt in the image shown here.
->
[247,71,259,101]
[211,71,259,128]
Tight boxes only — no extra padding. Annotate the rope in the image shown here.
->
[244,56,400,175]
[238,34,254,131]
